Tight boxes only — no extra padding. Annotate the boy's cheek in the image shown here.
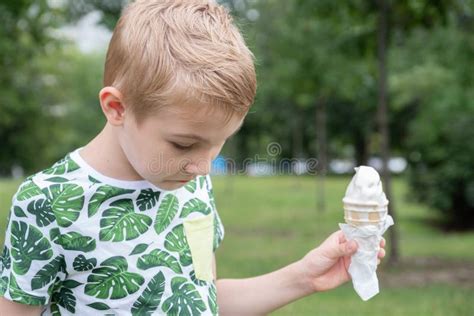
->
[144,157,182,180]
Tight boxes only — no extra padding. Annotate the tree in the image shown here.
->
[390,19,474,229]
[35,47,106,160]
[66,0,125,29]
[0,0,64,173]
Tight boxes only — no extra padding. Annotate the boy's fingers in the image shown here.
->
[378,248,386,259]
[332,239,357,259]
[337,231,347,244]
[344,240,357,256]
[380,238,386,248]
[334,231,357,257]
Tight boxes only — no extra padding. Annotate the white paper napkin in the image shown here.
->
[339,215,394,301]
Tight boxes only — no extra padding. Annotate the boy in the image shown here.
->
[0,0,385,315]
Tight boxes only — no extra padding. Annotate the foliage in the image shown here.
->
[65,0,124,30]
[392,24,474,229]
[0,0,62,174]
[34,48,106,165]
[0,1,104,174]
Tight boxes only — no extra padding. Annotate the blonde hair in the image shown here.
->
[103,0,256,121]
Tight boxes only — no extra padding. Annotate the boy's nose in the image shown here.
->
[184,158,211,176]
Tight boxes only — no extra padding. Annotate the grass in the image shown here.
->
[0,178,22,239]
[1,175,473,315]
[273,284,473,316]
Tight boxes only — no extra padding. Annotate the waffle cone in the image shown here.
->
[343,198,388,227]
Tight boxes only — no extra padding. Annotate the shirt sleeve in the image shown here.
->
[0,178,65,306]
[205,175,225,251]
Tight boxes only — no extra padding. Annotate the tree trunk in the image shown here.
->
[292,110,303,188]
[316,96,327,213]
[377,0,400,265]
[354,129,369,166]
[292,110,303,159]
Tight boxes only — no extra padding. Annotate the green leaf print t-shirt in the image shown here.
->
[0,148,225,315]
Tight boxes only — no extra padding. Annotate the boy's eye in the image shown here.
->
[171,142,193,150]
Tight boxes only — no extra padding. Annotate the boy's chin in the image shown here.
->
[156,180,190,190]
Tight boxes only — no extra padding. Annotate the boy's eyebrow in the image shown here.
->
[172,121,244,142]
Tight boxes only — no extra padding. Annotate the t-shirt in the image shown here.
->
[0,149,225,315]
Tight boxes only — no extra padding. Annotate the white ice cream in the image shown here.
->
[343,166,388,206]
[340,165,394,301]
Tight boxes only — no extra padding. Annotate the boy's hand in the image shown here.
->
[299,230,386,293]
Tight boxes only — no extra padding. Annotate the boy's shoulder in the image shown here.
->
[15,151,82,200]
[19,149,214,204]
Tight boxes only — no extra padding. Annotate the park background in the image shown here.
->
[0,0,473,315]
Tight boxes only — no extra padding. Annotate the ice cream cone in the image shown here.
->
[340,165,394,301]
[343,197,388,227]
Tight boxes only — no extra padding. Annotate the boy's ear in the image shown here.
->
[99,87,126,126]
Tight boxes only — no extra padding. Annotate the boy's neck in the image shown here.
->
[79,124,144,181]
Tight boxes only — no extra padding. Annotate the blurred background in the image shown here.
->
[0,0,473,315]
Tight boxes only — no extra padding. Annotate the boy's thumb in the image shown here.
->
[340,240,357,257]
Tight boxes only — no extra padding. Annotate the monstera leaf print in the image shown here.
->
[88,175,101,184]
[180,198,211,217]
[189,271,207,287]
[137,249,182,273]
[137,189,161,211]
[31,255,66,290]
[208,188,217,211]
[11,221,53,275]
[164,225,192,267]
[52,287,75,314]
[27,198,54,227]
[213,214,223,251]
[154,194,179,235]
[129,243,150,256]
[1,246,10,270]
[55,231,96,252]
[44,177,69,183]
[13,206,26,218]
[184,180,197,193]
[49,228,61,244]
[162,277,206,316]
[131,271,166,316]
[99,199,152,242]
[47,279,62,315]
[87,302,111,311]
[44,158,80,175]
[42,183,84,227]
[0,276,7,296]
[73,254,97,271]
[88,186,134,217]
[9,274,46,305]
[16,181,43,201]
[47,277,61,297]
[85,256,144,299]
[208,283,218,315]
[50,280,81,314]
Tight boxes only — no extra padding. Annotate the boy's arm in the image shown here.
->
[0,297,43,316]
[216,258,313,316]
[216,230,384,316]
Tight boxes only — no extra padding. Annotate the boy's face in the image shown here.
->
[118,102,244,190]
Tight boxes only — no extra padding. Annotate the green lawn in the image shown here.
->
[1,176,473,315]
